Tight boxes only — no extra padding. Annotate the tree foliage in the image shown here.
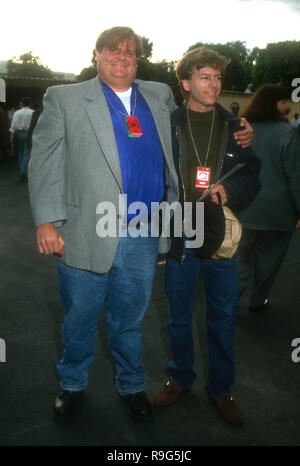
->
[141,37,153,60]
[7,52,53,78]
[250,41,300,91]
[136,59,182,104]
[76,38,300,99]
[77,65,97,82]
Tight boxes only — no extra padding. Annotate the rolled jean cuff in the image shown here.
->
[170,376,192,390]
[117,384,145,397]
[59,381,87,392]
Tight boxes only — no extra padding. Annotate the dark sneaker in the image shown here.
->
[120,391,152,421]
[53,389,84,419]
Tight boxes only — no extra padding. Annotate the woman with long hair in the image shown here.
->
[238,84,300,311]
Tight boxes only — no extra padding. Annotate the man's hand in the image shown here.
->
[296,219,300,230]
[210,184,227,205]
[36,222,65,255]
[234,117,254,148]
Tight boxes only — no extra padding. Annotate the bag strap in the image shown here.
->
[197,162,245,202]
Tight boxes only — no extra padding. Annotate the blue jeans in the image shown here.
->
[16,130,30,175]
[56,227,158,395]
[165,247,238,397]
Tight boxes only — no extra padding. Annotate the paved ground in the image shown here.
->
[0,159,299,447]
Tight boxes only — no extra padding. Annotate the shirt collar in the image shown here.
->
[98,77,138,94]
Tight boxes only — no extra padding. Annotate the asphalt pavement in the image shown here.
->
[0,158,299,447]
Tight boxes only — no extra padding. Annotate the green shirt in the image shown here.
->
[182,107,221,203]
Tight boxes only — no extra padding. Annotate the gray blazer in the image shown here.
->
[240,121,300,231]
[28,77,179,273]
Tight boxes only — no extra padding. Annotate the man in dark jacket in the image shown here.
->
[154,47,261,425]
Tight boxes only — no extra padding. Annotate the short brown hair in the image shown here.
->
[176,47,230,100]
[95,26,143,58]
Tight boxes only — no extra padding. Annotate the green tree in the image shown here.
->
[141,37,153,60]
[76,48,97,81]
[76,65,97,82]
[7,52,53,78]
[186,41,251,91]
[136,59,182,104]
[250,41,300,91]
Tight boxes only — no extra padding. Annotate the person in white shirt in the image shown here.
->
[290,113,300,128]
[10,96,34,181]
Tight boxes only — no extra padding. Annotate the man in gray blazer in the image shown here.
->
[28,26,179,421]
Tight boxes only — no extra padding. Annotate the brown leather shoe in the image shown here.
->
[154,381,190,407]
[210,395,243,425]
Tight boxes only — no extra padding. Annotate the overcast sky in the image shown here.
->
[1,0,299,74]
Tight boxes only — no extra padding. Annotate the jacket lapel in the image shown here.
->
[84,77,123,190]
[84,78,172,192]
[137,81,171,161]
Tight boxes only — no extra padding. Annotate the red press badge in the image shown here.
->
[196,167,211,189]
[125,116,143,137]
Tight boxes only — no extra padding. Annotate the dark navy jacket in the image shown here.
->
[167,104,261,262]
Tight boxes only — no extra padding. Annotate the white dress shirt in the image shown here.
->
[10,106,34,133]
